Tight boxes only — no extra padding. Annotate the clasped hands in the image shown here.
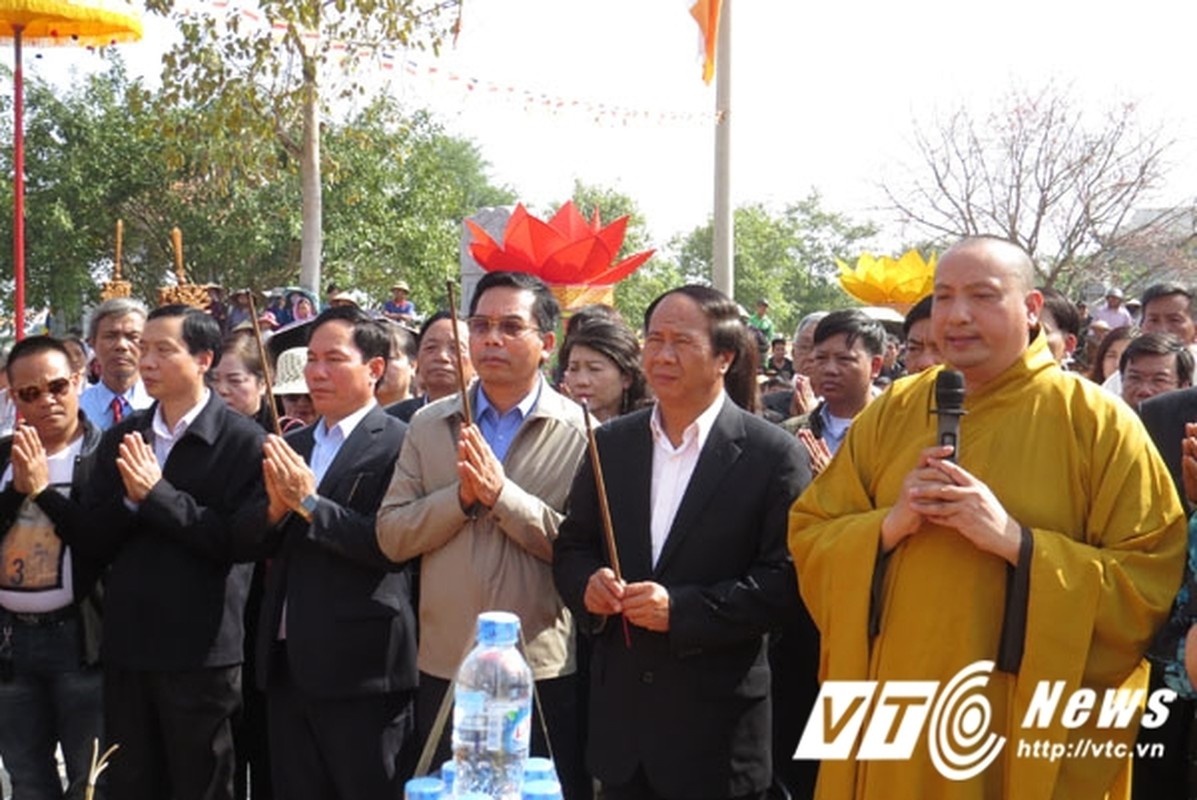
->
[10,424,49,497]
[116,433,162,504]
[584,567,670,632]
[1181,423,1197,505]
[263,434,316,524]
[457,424,505,510]
[881,444,1022,565]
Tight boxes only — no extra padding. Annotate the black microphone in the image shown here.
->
[933,370,966,463]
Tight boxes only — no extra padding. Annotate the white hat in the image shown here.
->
[271,347,309,395]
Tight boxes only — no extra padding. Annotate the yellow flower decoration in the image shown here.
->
[836,249,937,311]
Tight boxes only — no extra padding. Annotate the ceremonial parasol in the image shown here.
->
[0,0,142,338]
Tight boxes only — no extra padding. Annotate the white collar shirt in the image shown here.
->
[648,391,726,568]
[310,400,376,485]
[150,389,211,467]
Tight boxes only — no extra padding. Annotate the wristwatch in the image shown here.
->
[297,493,319,522]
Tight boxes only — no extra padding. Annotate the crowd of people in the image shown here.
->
[0,238,1195,800]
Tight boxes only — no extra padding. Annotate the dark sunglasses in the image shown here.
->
[15,377,72,404]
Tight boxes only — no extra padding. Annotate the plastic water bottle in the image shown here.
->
[453,611,534,799]
[404,775,444,799]
[440,758,456,787]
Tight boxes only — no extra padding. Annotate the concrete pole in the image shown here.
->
[711,0,733,297]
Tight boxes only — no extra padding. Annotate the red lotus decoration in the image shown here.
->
[466,202,654,285]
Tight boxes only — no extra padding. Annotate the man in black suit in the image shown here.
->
[254,305,416,800]
[554,286,816,800]
[1135,385,1197,800]
[80,304,268,800]
[1139,386,1197,512]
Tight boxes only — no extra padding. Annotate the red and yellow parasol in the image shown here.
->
[0,0,142,338]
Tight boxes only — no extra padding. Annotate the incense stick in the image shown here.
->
[582,400,631,647]
[445,279,473,426]
[246,292,283,436]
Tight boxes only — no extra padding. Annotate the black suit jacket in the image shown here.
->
[255,405,417,699]
[384,395,426,424]
[1139,386,1197,512]
[78,394,268,670]
[553,401,817,798]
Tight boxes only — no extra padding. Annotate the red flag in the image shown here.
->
[690,0,722,84]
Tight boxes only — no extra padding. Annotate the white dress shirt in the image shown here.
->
[150,389,212,466]
[648,392,726,568]
[310,401,377,485]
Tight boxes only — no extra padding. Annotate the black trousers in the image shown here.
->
[266,653,415,800]
[600,766,767,800]
[416,670,591,800]
[1132,664,1195,799]
[103,664,241,800]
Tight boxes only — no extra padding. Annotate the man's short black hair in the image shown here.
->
[1121,331,1195,386]
[1038,287,1082,339]
[308,305,391,363]
[5,335,72,383]
[1140,282,1195,318]
[771,337,787,347]
[903,295,933,338]
[468,271,560,334]
[813,309,886,357]
[147,304,224,369]
[418,310,455,343]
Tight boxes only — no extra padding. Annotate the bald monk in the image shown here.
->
[789,235,1186,800]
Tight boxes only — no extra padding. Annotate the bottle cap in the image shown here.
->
[522,779,564,800]
[524,756,557,782]
[477,611,521,646]
[404,776,444,800]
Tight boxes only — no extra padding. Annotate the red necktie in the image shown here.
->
[110,397,124,424]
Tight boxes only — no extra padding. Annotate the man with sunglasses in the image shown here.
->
[0,336,104,799]
[377,271,591,799]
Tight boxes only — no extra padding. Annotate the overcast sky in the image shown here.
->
[9,0,1197,251]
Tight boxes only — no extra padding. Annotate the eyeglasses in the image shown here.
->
[466,316,541,339]
[15,377,72,404]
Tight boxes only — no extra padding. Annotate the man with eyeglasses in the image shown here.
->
[1119,332,1193,408]
[0,336,104,799]
[79,297,154,431]
[377,271,590,799]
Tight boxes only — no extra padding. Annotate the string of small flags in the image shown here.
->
[172,0,715,127]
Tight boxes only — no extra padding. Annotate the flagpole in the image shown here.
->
[711,0,733,298]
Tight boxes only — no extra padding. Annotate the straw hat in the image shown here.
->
[272,347,310,395]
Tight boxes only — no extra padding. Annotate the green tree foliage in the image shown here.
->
[145,0,459,291]
[0,61,511,326]
[0,62,172,325]
[674,193,878,335]
[322,102,515,310]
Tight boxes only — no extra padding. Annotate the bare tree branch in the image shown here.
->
[884,84,1188,290]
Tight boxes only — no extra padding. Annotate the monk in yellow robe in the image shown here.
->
[790,236,1186,800]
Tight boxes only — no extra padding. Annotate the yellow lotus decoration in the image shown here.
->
[836,249,937,312]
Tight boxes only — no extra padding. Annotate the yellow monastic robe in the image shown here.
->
[790,334,1186,800]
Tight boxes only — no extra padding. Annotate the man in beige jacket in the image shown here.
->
[376,270,589,798]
